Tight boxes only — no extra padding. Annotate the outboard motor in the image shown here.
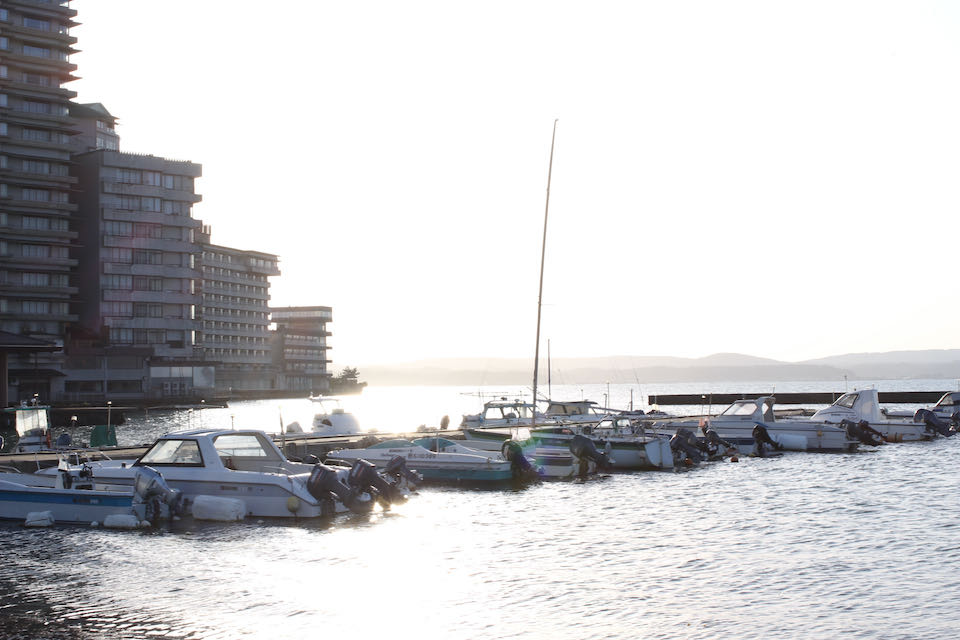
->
[568,434,611,476]
[384,455,422,489]
[502,439,537,480]
[55,432,72,448]
[702,427,736,459]
[915,409,957,437]
[132,465,184,523]
[670,428,705,465]
[751,424,782,457]
[840,419,884,446]
[347,458,398,505]
[307,463,370,513]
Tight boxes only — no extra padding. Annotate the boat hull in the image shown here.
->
[0,480,145,525]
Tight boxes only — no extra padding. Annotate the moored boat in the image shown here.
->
[654,396,857,453]
[36,429,412,519]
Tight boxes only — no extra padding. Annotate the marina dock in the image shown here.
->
[648,390,948,405]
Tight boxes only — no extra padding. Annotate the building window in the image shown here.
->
[22,46,50,58]
[24,17,50,31]
[102,302,133,316]
[104,247,132,263]
[101,274,132,289]
[96,136,118,150]
[133,250,162,265]
[22,128,49,142]
[0,38,8,50]
[22,73,50,87]
[104,221,132,236]
[21,189,50,201]
[118,169,140,184]
[22,300,50,314]
[142,171,161,186]
[22,101,51,114]
[22,272,49,287]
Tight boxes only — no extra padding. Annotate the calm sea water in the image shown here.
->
[2,380,959,639]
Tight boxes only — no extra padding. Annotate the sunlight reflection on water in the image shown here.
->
[2,382,959,639]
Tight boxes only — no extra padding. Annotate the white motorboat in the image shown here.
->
[0,462,180,527]
[5,399,53,452]
[542,399,612,424]
[280,397,369,441]
[328,437,518,484]
[460,398,551,429]
[655,396,857,453]
[531,417,674,470]
[810,389,934,442]
[37,429,411,519]
[881,391,960,421]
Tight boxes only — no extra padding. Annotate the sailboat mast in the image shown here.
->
[532,119,558,429]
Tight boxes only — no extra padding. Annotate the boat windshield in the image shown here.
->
[835,393,858,409]
[138,439,204,466]
[935,392,960,408]
[213,433,275,458]
[719,402,758,417]
[484,404,532,420]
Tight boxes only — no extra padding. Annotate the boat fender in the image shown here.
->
[286,496,301,513]
[24,511,55,527]
[191,495,246,521]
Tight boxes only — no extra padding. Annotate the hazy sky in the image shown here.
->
[69,1,960,367]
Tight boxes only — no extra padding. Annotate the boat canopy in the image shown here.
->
[14,407,48,436]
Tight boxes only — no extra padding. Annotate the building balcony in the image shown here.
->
[102,181,202,204]
[100,262,201,280]
[101,207,202,228]
[0,254,76,268]
[102,289,199,305]
[102,151,202,177]
[0,282,76,296]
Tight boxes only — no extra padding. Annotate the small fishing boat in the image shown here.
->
[327,437,518,484]
[38,429,413,519]
[531,417,675,470]
[810,389,935,442]
[460,398,550,429]
[0,462,180,527]
[655,396,857,453]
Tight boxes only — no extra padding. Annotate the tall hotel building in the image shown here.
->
[198,230,280,395]
[0,0,79,398]
[64,104,207,401]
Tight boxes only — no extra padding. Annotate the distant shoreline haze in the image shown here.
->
[356,349,960,386]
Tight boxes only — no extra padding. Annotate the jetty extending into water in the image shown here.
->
[649,391,947,405]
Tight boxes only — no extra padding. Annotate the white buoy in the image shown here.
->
[191,495,246,521]
[24,511,55,527]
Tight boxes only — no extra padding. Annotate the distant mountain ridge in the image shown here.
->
[360,349,960,386]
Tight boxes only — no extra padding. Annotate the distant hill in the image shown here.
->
[359,350,960,386]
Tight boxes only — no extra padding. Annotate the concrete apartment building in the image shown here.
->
[0,1,341,404]
[0,0,80,399]
[199,231,280,395]
[270,306,332,395]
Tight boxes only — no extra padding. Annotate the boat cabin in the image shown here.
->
[811,390,883,423]
[714,397,777,423]
[544,400,607,420]
[135,429,290,473]
[480,400,537,422]
[930,392,960,414]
